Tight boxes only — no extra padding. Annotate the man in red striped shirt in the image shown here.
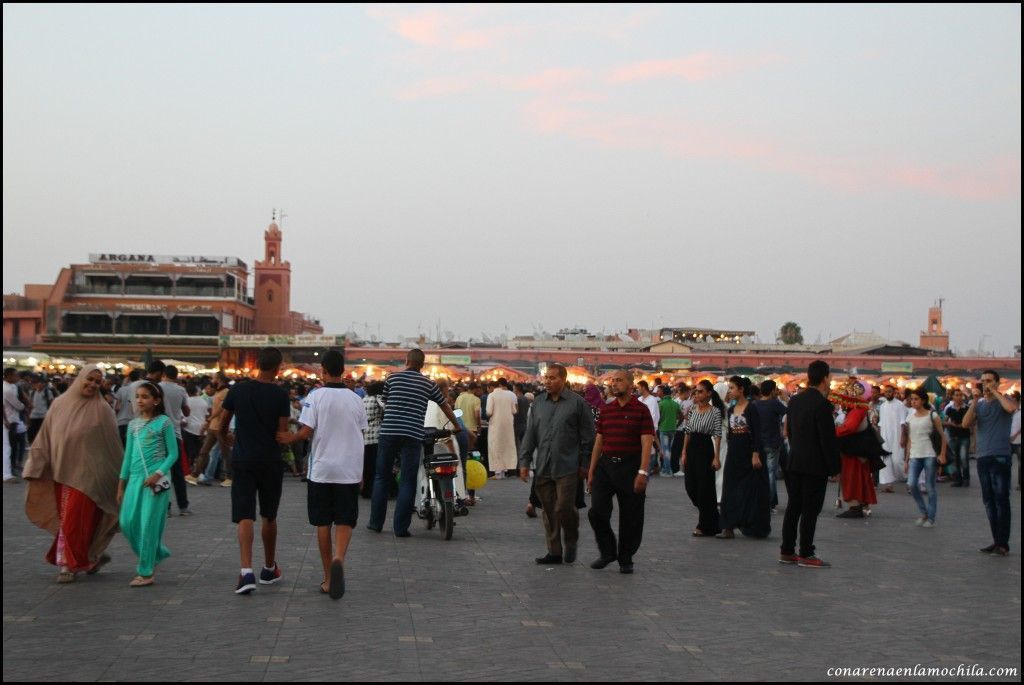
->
[586,369,655,574]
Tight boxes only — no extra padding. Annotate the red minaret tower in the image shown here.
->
[253,213,292,334]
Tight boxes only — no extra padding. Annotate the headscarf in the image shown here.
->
[24,365,123,554]
[584,383,603,412]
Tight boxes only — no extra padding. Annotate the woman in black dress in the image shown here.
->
[718,376,771,539]
[682,380,725,536]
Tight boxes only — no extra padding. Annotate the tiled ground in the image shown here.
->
[3,470,1021,681]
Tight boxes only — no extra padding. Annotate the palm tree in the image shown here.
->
[778,322,804,345]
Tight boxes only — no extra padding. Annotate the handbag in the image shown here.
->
[928,411,944,456]
[135,418,172,493]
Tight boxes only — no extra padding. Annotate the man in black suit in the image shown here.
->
[780,360,841,568]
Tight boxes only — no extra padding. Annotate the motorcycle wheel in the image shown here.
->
[441,500,455,540]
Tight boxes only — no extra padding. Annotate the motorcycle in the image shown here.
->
[416,414,470,540]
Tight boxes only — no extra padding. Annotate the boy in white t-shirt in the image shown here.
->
[278,351,367,600]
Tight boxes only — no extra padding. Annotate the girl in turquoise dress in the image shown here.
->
[117,382,179,587]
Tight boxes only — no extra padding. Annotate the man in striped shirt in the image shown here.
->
[367,349,462,537]
[586,369,655,574]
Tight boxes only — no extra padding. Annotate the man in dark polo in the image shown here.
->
[586,368,655,574]
[519,364,596,565]
[780,360,841,568]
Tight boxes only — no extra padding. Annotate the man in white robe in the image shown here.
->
[877,386,909,490]
[486,380,519,478]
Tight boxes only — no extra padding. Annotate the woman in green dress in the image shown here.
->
[117,382,179,587]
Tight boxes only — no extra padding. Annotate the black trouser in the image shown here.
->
[587,454,645,563]
[169,437,189,511]
[684,433,719,535]
[671,431,685,474]
[8,427,25,470]
[27,418,45,445]
[118,424,128,446]
[183,432,203,469]
[780,471,827,558]
[361,443,378,498]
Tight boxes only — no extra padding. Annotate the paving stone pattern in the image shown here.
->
[3,473,1021,681]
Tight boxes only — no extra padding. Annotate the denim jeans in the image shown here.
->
[763,446,781,508]
[204,442,222,480]
[658,432,674,474]
[976,455,1012,549]
[907,457,937,522]
[948,435,970,483]
[369,434,423,534]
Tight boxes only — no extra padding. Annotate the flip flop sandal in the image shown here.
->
[129,576,154,587]
[329,560,345,600]
[319,582,330,594]
[56,571,76,584]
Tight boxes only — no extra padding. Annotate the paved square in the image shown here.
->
[3,474,1020,681]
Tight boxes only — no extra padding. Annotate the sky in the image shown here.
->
[3,4,1021,355]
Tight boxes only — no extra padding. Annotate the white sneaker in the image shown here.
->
[915,516,926,526]
[922,520,934,528]
[673,472,685,478]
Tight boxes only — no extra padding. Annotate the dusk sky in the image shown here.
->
[3,4,1021,354]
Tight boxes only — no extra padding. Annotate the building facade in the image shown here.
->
[2,219,322,360]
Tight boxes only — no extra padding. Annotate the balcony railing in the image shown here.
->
[69,284,251,302]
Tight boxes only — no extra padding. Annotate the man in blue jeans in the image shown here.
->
[368,350,462,537]
[962,369,1015,557]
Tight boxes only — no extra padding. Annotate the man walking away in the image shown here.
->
[519,364,595,565]
[279,350,367,599]
[220,348,291,594]
[780,361,841,568]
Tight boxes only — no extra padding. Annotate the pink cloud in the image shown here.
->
[886,160,1020,201]
[521,97,1019,201]
[608,52,782,84]
[369,6,527,52]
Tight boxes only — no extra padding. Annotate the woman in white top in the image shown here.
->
[904,387,948,527]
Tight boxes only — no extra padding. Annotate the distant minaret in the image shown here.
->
[919,299,950,353]
[253,212,292,334]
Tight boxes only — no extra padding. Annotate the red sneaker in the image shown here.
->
[797,555,831,568]
[778,553,799,565]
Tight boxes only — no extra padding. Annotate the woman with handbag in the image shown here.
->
[118,382,179,587]
[23,365,122,584]
[904,387,948,528]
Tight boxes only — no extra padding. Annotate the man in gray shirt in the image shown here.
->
[114,369,144,445]
[962,369,1015,556]
[519,364,596,565]
[149,362,191,516]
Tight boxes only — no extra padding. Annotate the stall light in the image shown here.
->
[26,357,38,366]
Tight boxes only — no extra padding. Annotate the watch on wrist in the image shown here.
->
[638,469,649,477]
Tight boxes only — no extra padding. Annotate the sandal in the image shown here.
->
[56,571,76,584]
[129,576,154,587]
[319,581,330,594]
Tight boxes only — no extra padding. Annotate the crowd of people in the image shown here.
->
[2,352,1020,598]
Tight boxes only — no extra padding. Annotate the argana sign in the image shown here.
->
[90,254,244,267]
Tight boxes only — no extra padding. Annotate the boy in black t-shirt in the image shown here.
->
[220,348,291,595]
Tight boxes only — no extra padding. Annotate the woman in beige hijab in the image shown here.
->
[23,365,122,583]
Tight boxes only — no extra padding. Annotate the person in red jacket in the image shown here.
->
[832,379,887,519]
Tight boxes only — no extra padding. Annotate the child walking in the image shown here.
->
[118,382,179,587]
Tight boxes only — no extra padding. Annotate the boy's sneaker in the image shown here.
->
[778,553,799,565]
[235,572,257,595]
[196,475,213,486]
[221,479,233,488]
[989,546,1009,557]
[184,475,198,486]
[259,563,282,585]
[797,555,831,568]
